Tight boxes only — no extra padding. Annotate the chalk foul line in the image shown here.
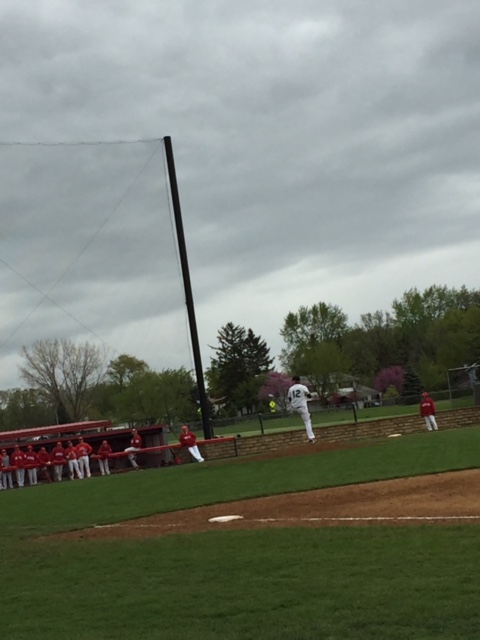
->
[93,515,480,529]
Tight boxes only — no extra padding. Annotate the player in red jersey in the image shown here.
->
[97,440,112,476]
[11,445,26,487]
[179,425,204,463]
[420,392,439,431]
[65,441,82,479]
[76,437,93,478]
[25,445,39,486]
[124,429,142,470]
[51,442,67,481]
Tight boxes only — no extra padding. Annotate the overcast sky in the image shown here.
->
[2,0,480,390]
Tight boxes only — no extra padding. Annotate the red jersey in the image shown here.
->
[38,450,51,466]
[76,442,93,457]
[25,451,39,467]
[65,447,78,461]
[131,434,142,448]
[11,450,26,468]
[420,397,436,417]
[180,431,197,448]
[51,446,66,464]
[97,443,112,459]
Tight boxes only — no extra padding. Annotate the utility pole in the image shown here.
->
[163,136,213,440]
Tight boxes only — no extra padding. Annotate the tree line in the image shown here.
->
[1,284,479,430]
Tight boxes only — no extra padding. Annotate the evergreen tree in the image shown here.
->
[207,323,273,413]
[56,399,72,424]
[402,365,423,404]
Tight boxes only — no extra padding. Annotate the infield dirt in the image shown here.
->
[49,441,480,541]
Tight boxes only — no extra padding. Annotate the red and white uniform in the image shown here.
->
[10,448,26,487]
[125,432,142,469]
[179,427,204,463]
[65,445,82,479]
[51,444,66,481]
[25,448,39,486]
[420,394,438,431]
[76,440,93,478]
[37,449,51,466]
[97,442,112,476]
[179,431,197,448]
[37,448,52,483]
[131,433,142,448]
[24,449,38,467]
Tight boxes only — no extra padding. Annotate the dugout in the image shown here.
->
[0,420,174,471]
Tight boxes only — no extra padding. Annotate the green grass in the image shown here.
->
[210,395,474,437]
[1,426,479,639]
[2,427,480,536]
[3,528,480,640]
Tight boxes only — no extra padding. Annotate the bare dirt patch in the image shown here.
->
[52,468,480,541]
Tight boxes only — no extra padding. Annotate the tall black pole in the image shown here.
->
[163,136,213,440]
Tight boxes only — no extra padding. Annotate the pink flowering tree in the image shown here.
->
[374,366,404,394]
[258,372,292,411]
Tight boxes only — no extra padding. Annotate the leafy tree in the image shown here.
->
[374,366,404,394]
[207,323,273,413]
[452,285,480,310]
[341,326,379,381]
[232,376,267,415]
[19,339,108,422]
[112,368,197,425]
[344,311,403,381]
[258,372,292,411]
[392,285,480,365]
[291,341,351,402]
[427,307,480,370]
[0,388,56,431]
[106,354,149,391]
[393,285,458,328]
[417,357,446,391]
[280,302,348,370]
[383,385,400,399]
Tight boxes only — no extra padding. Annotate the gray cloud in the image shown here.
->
[1,0,480,388]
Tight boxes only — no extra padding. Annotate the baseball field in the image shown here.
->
[1,426,479,639]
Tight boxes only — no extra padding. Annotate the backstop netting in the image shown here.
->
[447,364,479,400]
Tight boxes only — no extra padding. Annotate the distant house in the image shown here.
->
[297,375,382,409]
[335,384,382,408]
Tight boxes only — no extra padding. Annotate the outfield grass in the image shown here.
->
[210,395,474,438]
[1,426,479,639]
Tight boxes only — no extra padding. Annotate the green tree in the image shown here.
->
[106,354,149,391]
[384,384,400,400]
[0,388,56,431]
[113,368,197,425]
[343,311,401,381]
[427,307,480,370]
[280,302,348,370]
[207,323,273,414]
[417,358,446,391]
[402,365,423,403]
[392,285,480,365]
[291,341,351,402]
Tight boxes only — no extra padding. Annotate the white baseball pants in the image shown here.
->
[424,415,438,431]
